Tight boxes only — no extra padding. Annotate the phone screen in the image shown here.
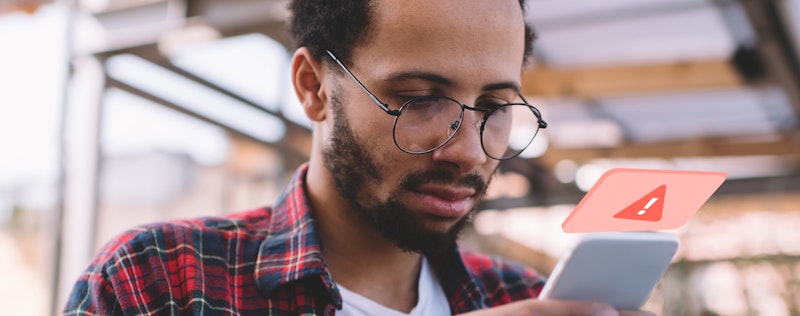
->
[539,232,679,309]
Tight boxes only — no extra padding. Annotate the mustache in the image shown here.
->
[399,168,488,193]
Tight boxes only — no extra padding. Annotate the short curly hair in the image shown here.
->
[289,0,536,67]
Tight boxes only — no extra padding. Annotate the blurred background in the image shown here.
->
[1,0,799,315]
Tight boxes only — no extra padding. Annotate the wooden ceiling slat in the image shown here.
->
[540,136,800,166]
[1,1,48,14]
[521,59,743,97]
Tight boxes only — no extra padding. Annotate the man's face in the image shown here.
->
[321,0,526,255]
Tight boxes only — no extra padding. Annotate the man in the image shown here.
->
[65,0,655,315]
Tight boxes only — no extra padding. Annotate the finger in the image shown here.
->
[619,310,657,316]
[521,300,619,316]
[457,300,629,316]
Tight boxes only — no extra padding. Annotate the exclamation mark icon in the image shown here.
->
[614,185,666,222]
[638,198,659,216]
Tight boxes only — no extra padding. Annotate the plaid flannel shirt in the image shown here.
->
[64,164,544,315]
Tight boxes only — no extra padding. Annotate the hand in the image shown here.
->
[455,299,657,316]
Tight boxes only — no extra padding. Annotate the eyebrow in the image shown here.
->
[385,71,521,93]
[386,71,454,86]
[483,82,521,93]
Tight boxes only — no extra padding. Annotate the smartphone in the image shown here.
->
[538,231,679,310]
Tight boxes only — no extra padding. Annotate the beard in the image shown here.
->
[322,91,491,256]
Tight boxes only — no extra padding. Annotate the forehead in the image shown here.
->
[350,0,526,89]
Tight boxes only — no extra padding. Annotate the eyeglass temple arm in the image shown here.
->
[518,93,548,129]
[325,50,400,116]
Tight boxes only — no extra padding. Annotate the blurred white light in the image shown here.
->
[554,160,578,183]
[547,119,622,148]
[473,210,503,235]
[575,163,608,192]
[701,262,748,315]
[475,205,580,258]
[673,155,794,179]
[107,54,286,143]
[516,132,548,159]
[572,154,793,192]
[0,196,10,224]
[79,0,111,12]
[0,5,64,188]
[102,88,230,165]
[574,158,674,191]
[169,33,288,113]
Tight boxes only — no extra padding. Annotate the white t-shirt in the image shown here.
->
[335,257,451,316]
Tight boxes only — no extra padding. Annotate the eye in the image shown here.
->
[475,99,506,110]
[398,95,428,101]
[396,94,436,104]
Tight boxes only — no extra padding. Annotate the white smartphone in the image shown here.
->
[538,232,679,310]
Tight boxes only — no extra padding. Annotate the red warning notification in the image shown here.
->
[562,169,727,233]
[613,185,666,222]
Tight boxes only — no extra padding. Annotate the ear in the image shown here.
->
[291,47,328,122]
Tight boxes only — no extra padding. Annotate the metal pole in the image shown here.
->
[51,0,77,314]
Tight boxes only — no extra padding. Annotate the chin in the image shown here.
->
[421,213,467,231]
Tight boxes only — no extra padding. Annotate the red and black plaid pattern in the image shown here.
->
[64,164,544,315]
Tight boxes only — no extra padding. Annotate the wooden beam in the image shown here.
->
[700,191,800,216]
[539,135,800,166]
[522,59,743,97]
[0,1,47,14]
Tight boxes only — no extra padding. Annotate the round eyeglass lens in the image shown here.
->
[481,104,542,159]
[393,96,464,153]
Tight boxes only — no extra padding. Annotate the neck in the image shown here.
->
[306,156,423,312]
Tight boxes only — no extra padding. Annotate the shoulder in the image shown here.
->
[65,207,275,314]
[458,248,545,304]
[96,207,273,262]
[76,208,274,285]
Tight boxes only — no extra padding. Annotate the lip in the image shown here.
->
[411,185,476,219]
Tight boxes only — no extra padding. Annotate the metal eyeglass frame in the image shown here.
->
[324,49,547,160]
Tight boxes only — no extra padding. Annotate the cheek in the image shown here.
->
[482,160,501,180]
[361,122,402,175]
[354,115,412,187]
[348,106,397,156]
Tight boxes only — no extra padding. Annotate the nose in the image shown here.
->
[431,110,487,173]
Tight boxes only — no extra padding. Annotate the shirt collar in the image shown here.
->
[254,163,342,307]
[431,246,489,312]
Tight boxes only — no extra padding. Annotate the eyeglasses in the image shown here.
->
[325,50,547,160]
